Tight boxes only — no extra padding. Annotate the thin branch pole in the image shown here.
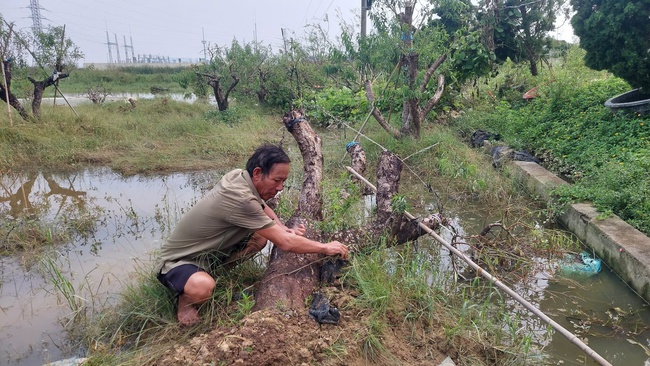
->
[345,166,614,366]
[1,23,14,125]
[53,24,66,108]
[402,142,440,161]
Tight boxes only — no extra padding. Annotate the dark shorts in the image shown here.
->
[157,264,206,296]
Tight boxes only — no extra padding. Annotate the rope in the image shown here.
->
[286,116,305,132]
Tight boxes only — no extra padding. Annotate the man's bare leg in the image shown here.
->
[178,271,215,326]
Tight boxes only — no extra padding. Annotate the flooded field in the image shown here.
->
[0,168,648,365]
[0,168,215,365]
[36,92,201,108]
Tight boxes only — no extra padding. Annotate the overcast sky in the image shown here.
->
[2,0,575,65]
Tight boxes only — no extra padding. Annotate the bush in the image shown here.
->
[297,87,369,128]
[453,48,650,235]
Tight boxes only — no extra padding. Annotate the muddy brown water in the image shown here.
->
[0,168,648,365]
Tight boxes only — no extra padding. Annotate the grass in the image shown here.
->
[0,59,615,364]
[341,241,549,365]
[12,66,187,95]
[0,98,283,175]
[451,46,650,235]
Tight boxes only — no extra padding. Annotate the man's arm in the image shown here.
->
[263,204,306,236]
[257,224,349,259]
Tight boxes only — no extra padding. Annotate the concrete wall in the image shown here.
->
[512,161,650,302]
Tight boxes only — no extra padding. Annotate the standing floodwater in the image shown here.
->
[0,168,216,366]
[0,168,648,365]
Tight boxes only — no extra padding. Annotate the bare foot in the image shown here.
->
[177,293,199,326]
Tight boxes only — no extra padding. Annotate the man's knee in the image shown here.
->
[184,272,215,300]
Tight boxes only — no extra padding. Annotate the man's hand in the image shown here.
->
[324,241,349,260]
[286,224,306,236]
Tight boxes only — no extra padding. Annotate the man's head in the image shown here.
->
[246,144,291,200]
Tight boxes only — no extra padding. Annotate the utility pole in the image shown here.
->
[123,35,129,63]
[129,36,135,62]
[281,28,288,54]
[123,35,135,63]
[202,28,207,62]
[106,31,115,63]
[361,0,367,39]
[114,33,121,63]
[253,19,258,55]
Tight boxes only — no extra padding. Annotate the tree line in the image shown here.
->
[2,0,648,132]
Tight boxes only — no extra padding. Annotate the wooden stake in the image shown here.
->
[1,22,14,126]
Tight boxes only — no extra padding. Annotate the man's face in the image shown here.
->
[252,163,290,200]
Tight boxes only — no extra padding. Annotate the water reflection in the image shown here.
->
[0,168,217,366]
[436,209,650,366]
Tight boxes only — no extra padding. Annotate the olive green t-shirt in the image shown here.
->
[156,169,275,275]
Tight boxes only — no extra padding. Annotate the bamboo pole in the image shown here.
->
[345,165,613,366]
[1,23,14,126]
[53,25,66,108]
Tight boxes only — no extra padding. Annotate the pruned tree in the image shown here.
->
[26,25,80,118]
[1,58,30,121]
[1,20,82,121]
[27,69,69,117]
[332,0,491,139]
[252,110,444,312]
[200,63,239,112]
[0,18,30,121]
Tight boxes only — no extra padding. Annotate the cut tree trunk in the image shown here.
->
[252,110,324,311]
[0,60,30,121]
[252,111,445,313]
[28,72,69,118]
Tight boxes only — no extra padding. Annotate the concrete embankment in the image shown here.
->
[512,161,650,303]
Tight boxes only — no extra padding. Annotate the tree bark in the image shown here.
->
[252,110,324,311]
[28,71,69,118]
[0,60,30,121]
[252,112,445,313]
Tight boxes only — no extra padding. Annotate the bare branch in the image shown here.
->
[419,54,447,94]
[421,74,446,118]
[364,79,401,139]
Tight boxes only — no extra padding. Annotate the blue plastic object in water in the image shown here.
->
[559,251,602,276]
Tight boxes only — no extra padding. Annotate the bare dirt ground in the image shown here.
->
[152,287,468,366]
[154,310,450,366]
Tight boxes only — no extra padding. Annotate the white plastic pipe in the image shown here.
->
[346,166,612,366]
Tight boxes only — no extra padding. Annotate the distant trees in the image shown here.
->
[571,0,650,91]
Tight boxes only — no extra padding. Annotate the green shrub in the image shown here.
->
[453,47,650,236]
[298,87,369,127]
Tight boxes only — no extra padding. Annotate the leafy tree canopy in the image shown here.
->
[571,0,650,91]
